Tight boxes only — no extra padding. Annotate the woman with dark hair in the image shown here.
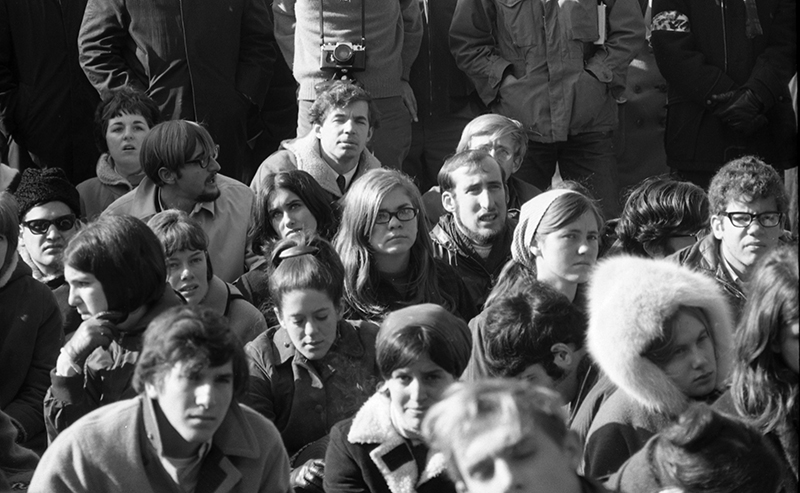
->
[236,169,337,322]
[244,233,380,492]
[0,192,63,452]
[582,256,734,478]
[76,86,162,218]
[43,214,182,441]
[608,404,783,493]
[148,210,267,343]
[610,176,709,258]
[334,168,474,322]
[324,304,472,493]
[716,243,798,492]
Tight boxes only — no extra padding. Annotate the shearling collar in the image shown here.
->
[95,153,136,190]
[16,243,64,285]
[347,393,447,493]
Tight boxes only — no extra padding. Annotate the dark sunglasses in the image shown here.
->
[22,214,77,235]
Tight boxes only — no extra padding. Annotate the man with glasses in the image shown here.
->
[14,168,82,336]
[431,149,514,311]
[106,120,256,283]
[672,155,789,322]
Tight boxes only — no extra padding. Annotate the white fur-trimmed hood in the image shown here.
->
[347,393,448,493]
[587,256,734,416]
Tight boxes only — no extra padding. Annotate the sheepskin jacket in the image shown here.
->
[324,393,455,493]
[582,256,734,478]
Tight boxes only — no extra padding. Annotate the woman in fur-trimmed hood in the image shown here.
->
[581,255,734,479]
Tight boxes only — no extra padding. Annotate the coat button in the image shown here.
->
[633,85,642,93]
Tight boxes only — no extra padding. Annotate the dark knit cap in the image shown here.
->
[14,168,81,219]
[378,304,472,378]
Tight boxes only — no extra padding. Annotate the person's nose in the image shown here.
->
[304,320,321,339]
[195,382,215,409]
[281,212,295,230]
[691,347,710,370]
[207,156,221,173]
[478,189,493,209]
[180,264,194,281]
[45,223,61,240]
[493,459,519,493]
[122,125,133,140]
[67,285,80,308]
[387,213,403,229]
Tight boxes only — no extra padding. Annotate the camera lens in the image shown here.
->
[333,44,354,63]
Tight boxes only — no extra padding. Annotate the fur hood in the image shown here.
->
[347,393,448,493]
[587,256,734,416]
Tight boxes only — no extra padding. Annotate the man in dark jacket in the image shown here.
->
[651,0,796,188]
[78,0,276,184]
[430,150,514,311]
[671,155,789,322]
[0,0,100,183]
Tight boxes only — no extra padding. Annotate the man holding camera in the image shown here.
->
[274,0,422,171]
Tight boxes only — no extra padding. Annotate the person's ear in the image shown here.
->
[158,167,177,185]
[273,307,284,327]
[335,300,345,321]
[144,381,159,399]
[442,190,457,214]
[710,214,725,240]
[313,123,323,140]
[511,154,523,175]
[530,238,541,257]
[551,343,574,371]
[366,126,374,145]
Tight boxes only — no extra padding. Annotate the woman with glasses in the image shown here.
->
[334,169,475,322]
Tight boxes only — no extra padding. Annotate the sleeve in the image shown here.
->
[449,0,513,105]
[399,0,423,82]
[323,422,370,493]
[584,0,646,96]
[0,0,17,138]
[3,291,63,443]
[243,341,278,421]
[28,428,93,493]
[236,0,277,108]
[744,0,796,110]
[650,0,737,105]
[272,0,298,69]
[582,421,639,480]
[78,0,146,96]
[43,351,109,442]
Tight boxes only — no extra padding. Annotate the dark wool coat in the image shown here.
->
[244,320,380,456]
[78,0,276,182]
[0,256,63,450]
[651,0,797,172]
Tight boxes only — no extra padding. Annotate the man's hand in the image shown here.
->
[711,88,768,136]
[400,80,418,122]
[289,459,325,493]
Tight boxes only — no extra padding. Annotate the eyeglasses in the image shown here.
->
[375,207,418,224]
[185,145,219,168]
[720,211,782,228]
[22,214,77,235]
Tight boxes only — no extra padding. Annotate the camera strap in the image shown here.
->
[319,0,366,48]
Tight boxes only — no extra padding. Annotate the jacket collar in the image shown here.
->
[127,177,217,219]
[96,153,136,189]
[273,319,367,365]
[433,213,516,273]
[347,393,448,493]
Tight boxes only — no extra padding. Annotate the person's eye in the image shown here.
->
[469,462,494,482]
[315,313,330,322]
[270,210,283,221]
[587,233,599,241]
[191,257,204,265]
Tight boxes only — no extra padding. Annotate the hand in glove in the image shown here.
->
[711,88,768,136]
[289,459,325,493]
[64,311,125,365]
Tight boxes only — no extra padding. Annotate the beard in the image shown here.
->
[454,210,504,246]
[196,188,222,203]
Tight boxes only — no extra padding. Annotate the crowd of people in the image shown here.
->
[0,0,797,491]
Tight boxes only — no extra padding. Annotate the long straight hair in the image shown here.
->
[731,244,798,432]
[333,168,452,320]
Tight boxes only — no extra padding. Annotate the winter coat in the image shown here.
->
[0,256,63,450]
[250,131,382,202]
[43,287,183,442]
[324,393,456,493]
[78,0,276,182]
[0,0,100,182]
[0,409,39,490]
[450,0,645,143]
[244,319,380,456]
[583,256,734,478]
[30,395,292,493]
[76,153,137,220]
[651,0,797,172]
[430,213,516,311]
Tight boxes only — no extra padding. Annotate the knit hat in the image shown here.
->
[512,189,578,266]
[14,168,81,219]
[378,304,472,378]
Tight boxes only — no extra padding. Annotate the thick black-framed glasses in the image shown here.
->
[22,214,77,235]
[185,145,220,168]
[375,207,418,224]
[721,211,782,228]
